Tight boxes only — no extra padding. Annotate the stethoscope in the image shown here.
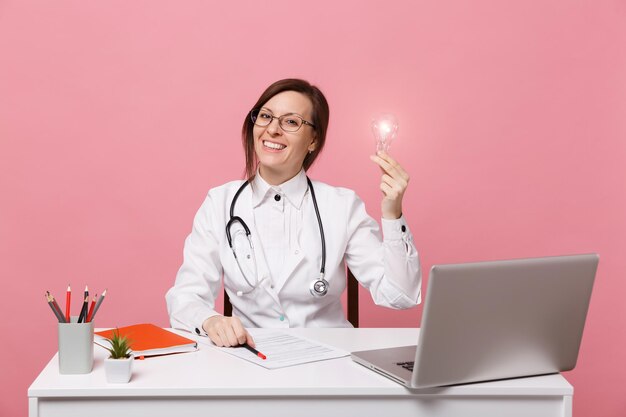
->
[225,176,329,297]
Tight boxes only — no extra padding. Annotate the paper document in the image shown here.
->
[212,329,349,369]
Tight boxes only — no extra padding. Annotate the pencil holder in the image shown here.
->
[58,316,94,374]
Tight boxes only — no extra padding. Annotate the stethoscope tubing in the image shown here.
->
[307,177,325,275]
[226,176,328,297]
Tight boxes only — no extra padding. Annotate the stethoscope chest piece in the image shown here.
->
[310,275,329,297]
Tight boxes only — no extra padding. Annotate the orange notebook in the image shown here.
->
[95,323,198,357]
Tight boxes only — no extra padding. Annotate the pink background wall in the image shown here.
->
[1,1,624,415]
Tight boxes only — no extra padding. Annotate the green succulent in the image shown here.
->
[106,329,133,359]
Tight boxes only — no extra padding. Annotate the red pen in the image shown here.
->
[242,343,267,360]
[86,294,97,322]
[65,284,71,323]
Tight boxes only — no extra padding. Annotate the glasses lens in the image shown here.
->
[253,109,273,127]
[280,115,303,132]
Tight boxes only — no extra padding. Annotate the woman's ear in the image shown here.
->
[308,139,317,153]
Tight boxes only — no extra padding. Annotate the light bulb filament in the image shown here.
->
[371,114,398,153]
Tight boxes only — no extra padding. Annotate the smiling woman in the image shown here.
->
[166,78,422,349]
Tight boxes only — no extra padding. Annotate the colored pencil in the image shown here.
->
[46,292,65,323]
[50,293,66,323]
[86,294,97,322]
[48,291,66,323]
[77,295,88,323]
[90,288,107,321]
[65,284,71,323]
[77,286,89,323]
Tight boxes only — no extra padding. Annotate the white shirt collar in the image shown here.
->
[251,169,309,209]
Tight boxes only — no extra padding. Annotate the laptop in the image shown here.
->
[351,254,598,388]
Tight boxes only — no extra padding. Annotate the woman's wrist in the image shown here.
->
[382,212,402,220]
[381,203,402,219]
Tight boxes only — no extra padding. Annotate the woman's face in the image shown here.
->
[253,91,316,185]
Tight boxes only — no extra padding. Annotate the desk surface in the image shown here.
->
[29,328,571,398]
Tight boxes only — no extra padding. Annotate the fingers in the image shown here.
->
[379,178,403,200]
[204,316,251,347]
[222,325,241,347]
[373,153,408,219]
[381,172,408,193]
[205,318,226,346]
[371,153,410,201]
[380,182,393,196]
[245,332,256,348]
[230,318,251,346]
[369,152,410,183]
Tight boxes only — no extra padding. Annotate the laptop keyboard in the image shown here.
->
[396,361,414,372]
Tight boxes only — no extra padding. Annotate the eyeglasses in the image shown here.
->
[250,108,315,132]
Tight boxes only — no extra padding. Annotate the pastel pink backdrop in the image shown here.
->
[1,1,624,416]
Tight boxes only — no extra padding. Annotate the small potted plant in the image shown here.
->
[104,329,133,383]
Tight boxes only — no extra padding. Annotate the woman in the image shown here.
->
[166,79,421,348]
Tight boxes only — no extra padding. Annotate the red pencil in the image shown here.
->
[65,284,71,323]
[86,294,97,322]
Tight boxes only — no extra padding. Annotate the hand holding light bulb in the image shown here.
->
[369,114,409,220]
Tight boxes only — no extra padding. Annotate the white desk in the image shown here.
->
[29,328,573,417]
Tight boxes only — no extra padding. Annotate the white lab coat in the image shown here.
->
[166,170,421,333]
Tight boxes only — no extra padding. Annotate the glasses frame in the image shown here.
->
[250,108,316,133]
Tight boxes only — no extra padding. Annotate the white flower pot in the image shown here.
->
[104,356,133,383]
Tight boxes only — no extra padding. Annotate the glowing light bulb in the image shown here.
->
[371,114,398,153]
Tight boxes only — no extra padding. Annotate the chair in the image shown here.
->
[223,268,360,327]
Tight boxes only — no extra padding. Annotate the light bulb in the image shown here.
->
[371,114,398,153]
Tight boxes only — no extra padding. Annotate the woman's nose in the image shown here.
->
[266,117,281,135]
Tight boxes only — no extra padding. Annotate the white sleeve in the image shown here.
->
[344,193,421,309]
[165,193,223,334]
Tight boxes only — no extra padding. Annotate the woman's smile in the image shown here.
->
[262,140,287,151]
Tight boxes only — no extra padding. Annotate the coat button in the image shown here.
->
[401,225,406,232]
[274,194,281,201]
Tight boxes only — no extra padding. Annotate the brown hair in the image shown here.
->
[241,79,330,181]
